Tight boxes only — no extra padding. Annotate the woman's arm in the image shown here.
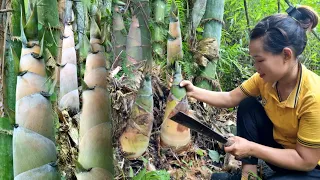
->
[180,80,248,108]
[225,136,320,171]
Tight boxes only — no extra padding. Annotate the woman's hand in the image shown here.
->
[179,80,195,97]
[224,136,254,159]
[168,78,196,97]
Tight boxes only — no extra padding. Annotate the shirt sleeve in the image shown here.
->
[297,93,320,148]
[239,73,261,97]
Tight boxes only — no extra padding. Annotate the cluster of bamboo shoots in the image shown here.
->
[13,4,59,179]
[119,0,156,159]
[59,1,80,113]
[119,0,191,159]
[76,6,113,179]
[160,2,190,152]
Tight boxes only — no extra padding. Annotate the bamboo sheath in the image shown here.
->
[160,63,191,152]
[13,5,59,179]
[119,76,154,159]
[167,3,183,68]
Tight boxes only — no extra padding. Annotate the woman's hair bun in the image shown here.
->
[297,5,319,30]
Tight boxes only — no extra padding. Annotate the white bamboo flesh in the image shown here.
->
[13,7,58,178]
[59,63,78,97]
[21,44,40,56]
[85,52,107,72]
[16,93,54,140]
[167,39,183,60]
[62,25,75,49]
[80,87,111,139]
[59,89,80,112]
[59,23,79,112]
[15,164,60,180]
[16,72,48,101]
[62,36,75,49]
[78,123,113,171]
[78,14,113,178]
[84,67,108,89]
[20,53,46,76]
[13,127,57,177]
[61,47,77,65]
[160,119,191,147]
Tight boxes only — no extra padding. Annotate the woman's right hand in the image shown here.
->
[179,80,195,97]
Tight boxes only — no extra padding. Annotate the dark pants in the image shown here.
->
[237,97,320,179]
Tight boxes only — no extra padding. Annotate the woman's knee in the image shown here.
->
[237,97,261,117]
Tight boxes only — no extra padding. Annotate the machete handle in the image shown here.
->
[225,139,235,147]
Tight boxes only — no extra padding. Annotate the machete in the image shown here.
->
[171,111,234,147]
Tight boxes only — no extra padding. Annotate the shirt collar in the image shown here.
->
[272,63,303,108]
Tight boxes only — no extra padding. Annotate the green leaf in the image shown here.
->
[129,166,134,178]
[196,148,206,156]
[80,35,91,62]
[133,168,146,180]
[196,27,204,33]
[24,3,38,41]
[0,117,13,179]
[49,92,57,102]
[145,170,170,180]
[208,149,220,163]
[20,6,28,46]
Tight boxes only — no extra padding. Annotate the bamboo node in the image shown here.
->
[201,18,225,26]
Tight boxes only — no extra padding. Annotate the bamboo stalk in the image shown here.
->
[59,1,80,113]
[152,0,166,57]
[77,6,113,179]
[195,0,224,91]
[243,0,250,32]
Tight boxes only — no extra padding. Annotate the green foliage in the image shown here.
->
[166,0,187,30]
[208,149,220,163]
[179,42,197,80]
[133,168,170,180]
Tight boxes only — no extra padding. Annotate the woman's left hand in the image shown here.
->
[224,136,254,159]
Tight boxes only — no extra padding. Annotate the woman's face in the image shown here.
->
[249,38,289,83]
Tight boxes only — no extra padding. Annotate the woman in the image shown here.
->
[180,5,320,180]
